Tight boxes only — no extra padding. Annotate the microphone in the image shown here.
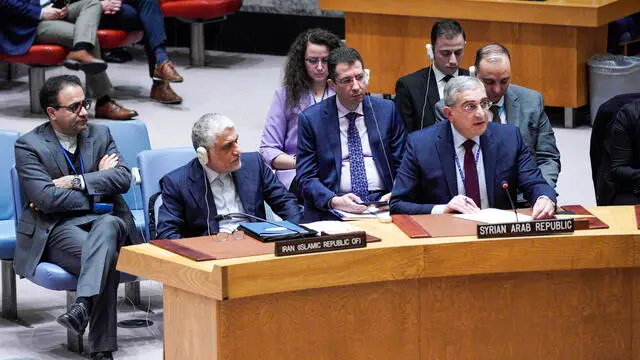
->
[214,212,303,235]
[501,181,519,222]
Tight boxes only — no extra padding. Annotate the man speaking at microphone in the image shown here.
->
[157,113,302,239]
[296,47,406,222]
[389,76,556,219]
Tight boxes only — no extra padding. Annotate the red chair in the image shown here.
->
[159,0,242,66]
[0,30,143,113]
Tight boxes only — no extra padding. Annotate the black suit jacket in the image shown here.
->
[609,98,640,205]
[394,66,469,133]
[590,93,640,205]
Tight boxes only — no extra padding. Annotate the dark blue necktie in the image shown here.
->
[345,112,369,202]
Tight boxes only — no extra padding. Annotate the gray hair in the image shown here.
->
[191,113,235,150]
[443,76,485,107]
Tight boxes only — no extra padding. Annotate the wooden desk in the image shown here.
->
[318,0,640,127]
[118,206,640,359]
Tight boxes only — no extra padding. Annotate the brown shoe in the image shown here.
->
[63,50,107,75]
[150,81,183,104]
[94,100,138,120]
[153,61,183,83]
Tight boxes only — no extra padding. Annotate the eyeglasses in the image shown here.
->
[305,57,329,66]
[460,100,492,113]
[54,99,92,114]
[336,72,366,86]
[216,230,245,242]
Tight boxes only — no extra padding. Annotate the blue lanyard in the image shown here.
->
[312,87,328,104]
[60,144,85,175]
[454,143,481,183]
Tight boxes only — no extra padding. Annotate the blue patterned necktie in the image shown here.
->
[345,111,369,202]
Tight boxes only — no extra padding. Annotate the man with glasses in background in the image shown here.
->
[13,75,142,360]
[296,47,406,221]
[389,76,556,220]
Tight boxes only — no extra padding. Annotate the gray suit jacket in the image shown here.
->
[435,84,561,190]
[13,122,142,277]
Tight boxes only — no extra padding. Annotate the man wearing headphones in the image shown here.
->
[296,47,406,222]
[395,19,469,132]
[156,113,301,239]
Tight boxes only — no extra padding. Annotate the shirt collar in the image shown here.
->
[450,122,480,149]
[203,165,223,184]
[336,97,364,119]
[494,96,505,108]
[54,130,78,153]
[432,65,459,82]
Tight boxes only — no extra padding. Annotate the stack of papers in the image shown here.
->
[330,206,390,221]
[303,221,365,235]
[454,208,532,224]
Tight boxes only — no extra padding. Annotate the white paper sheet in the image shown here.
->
[454,208,532,224]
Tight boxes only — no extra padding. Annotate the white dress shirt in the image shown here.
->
[493,96,506,124]
[203,166,245,233]
[432,66,459,100]
[335,98,384,195]
[432,124,489,213]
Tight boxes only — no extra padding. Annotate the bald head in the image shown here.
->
[475,43,512,103]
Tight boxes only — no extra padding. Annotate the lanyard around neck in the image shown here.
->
[453,143,481,184]
[312,87,328,104]
[60,143,85,175]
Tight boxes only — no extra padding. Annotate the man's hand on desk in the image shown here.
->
[444,195,480,214]
[330,193,368,213]
[531,196,555,220]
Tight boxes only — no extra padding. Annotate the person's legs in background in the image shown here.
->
[100,0,183,104]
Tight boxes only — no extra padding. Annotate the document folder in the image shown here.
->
[238,221,318,242]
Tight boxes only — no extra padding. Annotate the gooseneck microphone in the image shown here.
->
[214,212,303,235]
[501,181,519,222]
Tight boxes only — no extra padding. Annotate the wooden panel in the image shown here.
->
[224,246,423,298]
[117,244,225,300]
[164,285,220,360]
[320,0,640,27]
[422,233,638,278]
[218,280,420,360]
[346,14,602,107]
[420,269,633,359]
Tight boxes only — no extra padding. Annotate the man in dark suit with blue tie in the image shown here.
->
[296,47,407,221]
[390,76,556,219]
[157,113,302,239]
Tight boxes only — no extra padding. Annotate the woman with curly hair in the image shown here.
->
[259,28,342,189]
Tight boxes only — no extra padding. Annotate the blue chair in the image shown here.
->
[138,148,195,239]
[0,130,20,321]
[100,120,151,236]
[11,167,137,353]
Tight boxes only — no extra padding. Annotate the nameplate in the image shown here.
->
[477,218,574,239]
[274,231,367,257]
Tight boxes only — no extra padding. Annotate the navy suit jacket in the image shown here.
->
[297,95,406,221]
[0,0,41,56]
[390,121,556,214]
[157,152,302,239]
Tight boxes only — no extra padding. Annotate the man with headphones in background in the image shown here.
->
[395,19,469,132]
[296,47,406,222]
[156,113,301,239]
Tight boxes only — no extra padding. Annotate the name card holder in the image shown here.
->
[477,218,574,239]
[275,231,367,257]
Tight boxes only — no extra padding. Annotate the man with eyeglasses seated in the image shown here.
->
[156,113,302,240]
[296,47,406,221]
[13,75,143,360]
[389,76,556,219]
